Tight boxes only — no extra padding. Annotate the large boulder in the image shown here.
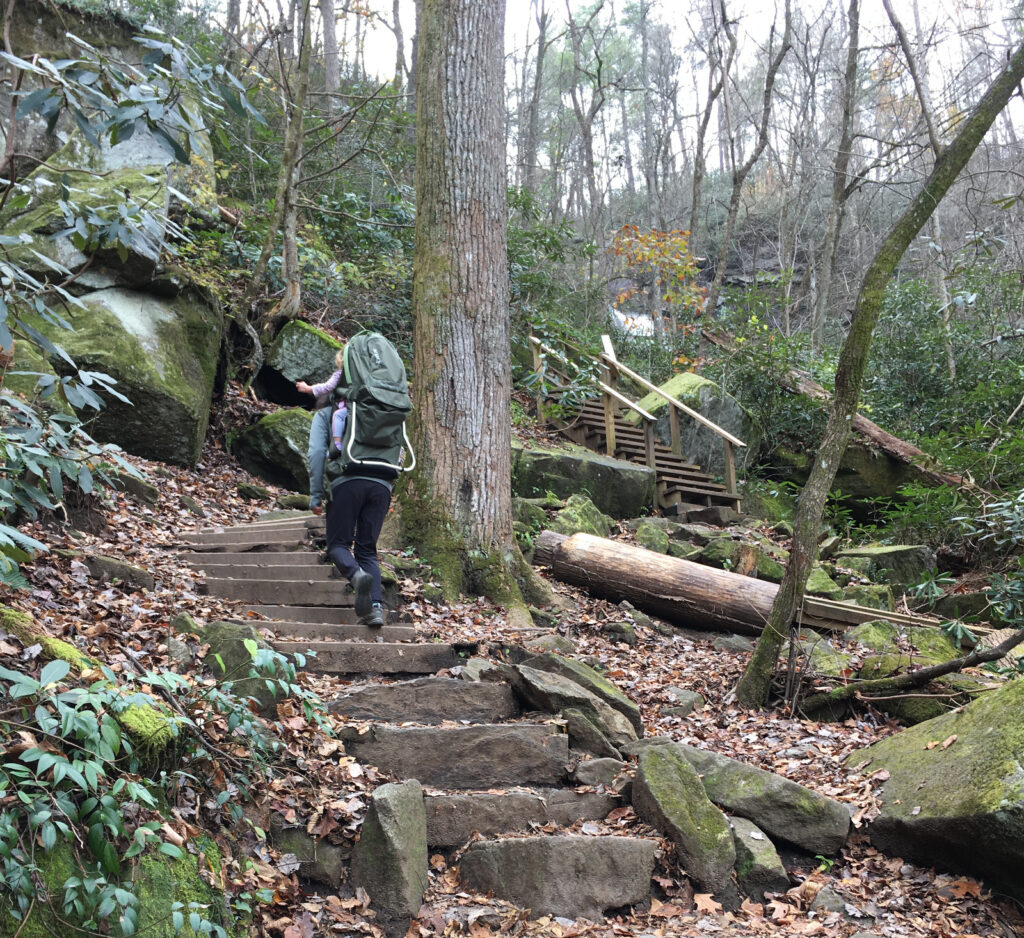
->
[549,493,615,538]
[26,287,222,465]
[626,372,757,477]
[257,320,344,404]
[511,440,655,518]
[833,545,937,595]
[851,678,1024,901]
[676,743,850,855]
[2,110,216,286]
[232,408,313,491]
[632,744,736,901]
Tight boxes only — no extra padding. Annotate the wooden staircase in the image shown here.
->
[572,398,741,511]
[531,335,744,514]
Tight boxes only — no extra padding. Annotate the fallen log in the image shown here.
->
[535,530,776,636]
[533,530,947,637]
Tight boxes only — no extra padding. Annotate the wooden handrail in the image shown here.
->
[530,337,656,422]
[597,350,746,449]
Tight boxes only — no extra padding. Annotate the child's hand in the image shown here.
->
[296,380,313,394]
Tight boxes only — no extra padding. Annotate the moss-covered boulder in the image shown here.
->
[7,840,237,938]
[625,372,757,477]
[259,321,344,405]
[786,631,851,679]
[805,564,843,599]
[740,486,796,525]
[563,707,622,758]
[1,103,215,285]
[851,678,1024,901]
[840,583,895,611]
[520,652,643,734]
[676,743,850,855]
[82,553,155,591]
[833,545,936,595]
[634,519,670,553]
[549,493,615,538]
[511,440,655,519]
[22,287,222,465]
[632,744,736,901]
[231,408,313,491]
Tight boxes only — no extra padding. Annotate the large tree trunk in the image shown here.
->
[409,0,520,602]
[735,37,1024,710]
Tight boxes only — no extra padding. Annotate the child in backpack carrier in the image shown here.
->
[296,349,348,450]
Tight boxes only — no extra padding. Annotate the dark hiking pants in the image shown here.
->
[325,477,392,604]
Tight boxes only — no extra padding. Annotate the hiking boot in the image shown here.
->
[358,602,384,628]
[350,569,373,617]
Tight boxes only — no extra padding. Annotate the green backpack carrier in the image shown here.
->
[326,333,415,478]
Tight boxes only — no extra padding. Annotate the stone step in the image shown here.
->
[238,620,416,642]
[179,551,317,566]
[458,835,657,921]
[275,640,457,675]
[330,677,519,724]
[201,577,346,605]
[345,724,569,789]
[425,789,621,848]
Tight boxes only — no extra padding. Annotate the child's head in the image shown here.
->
[334,348,345,370]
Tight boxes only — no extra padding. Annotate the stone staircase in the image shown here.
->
[180,514,660,926]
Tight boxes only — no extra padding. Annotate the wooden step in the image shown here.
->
[275,640,457,675]
[179,551,316,566]
[193,562,339,582]
[247,604,357,623]
[181,536,311,552]
[201,577,348,606]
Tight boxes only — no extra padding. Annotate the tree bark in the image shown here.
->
[409,0,519,601]
[519,0,549,195]
[735,37,1024,710]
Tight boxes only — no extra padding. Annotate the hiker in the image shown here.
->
[305,334,414,629]
[297,350,348,452]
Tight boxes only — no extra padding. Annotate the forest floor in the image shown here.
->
[3,385,1022,938]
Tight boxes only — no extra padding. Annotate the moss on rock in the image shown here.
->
[549,494,615,538]
[231,408,313,491]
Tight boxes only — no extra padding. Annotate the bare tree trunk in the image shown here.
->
[320,0,338,119]
[243,0,313,320]
[811,0,859,353]
[520,1,549,194]
[409,0,522,603]
[638,0,655,228]
[884,0,956,380]
[704,3,792,317]
[393,0,406,90]
[735,37,1024,710]
[618,89,636,201]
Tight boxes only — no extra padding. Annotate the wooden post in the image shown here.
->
[602,382,617,457]
[668,403,681,456]
[722,440,739,509]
